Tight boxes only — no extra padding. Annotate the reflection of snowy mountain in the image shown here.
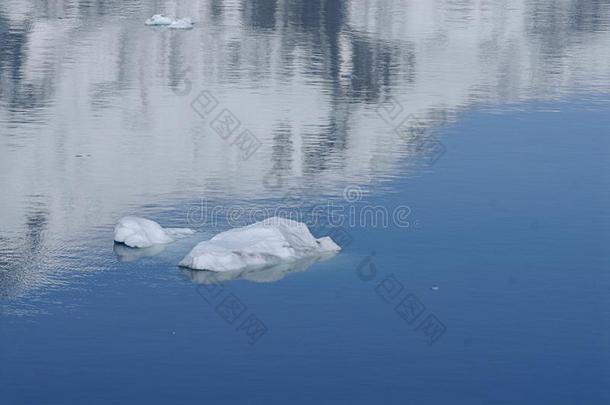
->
[1,0,610,297]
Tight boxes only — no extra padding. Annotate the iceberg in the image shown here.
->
[113,216,195,248]
[179,217,341,272]
[145,15,194,29]
[144,14,173,26]
[168,18,194,30]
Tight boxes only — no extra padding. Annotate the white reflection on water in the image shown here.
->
[182,254,331,284]
[1,0,610,298]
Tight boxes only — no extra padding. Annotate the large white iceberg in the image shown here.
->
[114,216,195,248]
[179,217,341,272]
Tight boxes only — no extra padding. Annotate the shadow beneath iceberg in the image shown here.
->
[180,252,337,284]
[113,242,167,262]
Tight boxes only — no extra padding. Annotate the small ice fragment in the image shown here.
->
[168,18,194,29]
[114,216,194,248]
[179,217,341,272]
[431,285,440,291]
[165,227,197,238]
[316,236,341,252]
[145,14,173,26]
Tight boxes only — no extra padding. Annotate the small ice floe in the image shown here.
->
[179,217,341,272]
[168,18,194,30]
[114,216,195,248]
[431,285,440,291]
[145,14,173,26]
[145,15,194,29]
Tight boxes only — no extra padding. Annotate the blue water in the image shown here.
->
[1,1,610,404]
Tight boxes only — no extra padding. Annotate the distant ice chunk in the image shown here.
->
[145,14,173,26]
[179,217,341,272]
[168,18,194,30]
[145,15,194,29]
[114,216,195,248]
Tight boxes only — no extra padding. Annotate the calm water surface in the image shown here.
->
[1,1,609,404]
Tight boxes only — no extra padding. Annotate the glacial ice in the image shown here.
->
[145,14,173,26]
[178,217,341,272]
[145,15,194,29]
[169,18,194,30]
[113,216,195,248]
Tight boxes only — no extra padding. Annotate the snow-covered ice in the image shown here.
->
[144,14,173,26]
[145,15,194,29]
[113,216,195,248]
[315,236,341,252]
[179,217,341,272]
[168,18,194,30]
